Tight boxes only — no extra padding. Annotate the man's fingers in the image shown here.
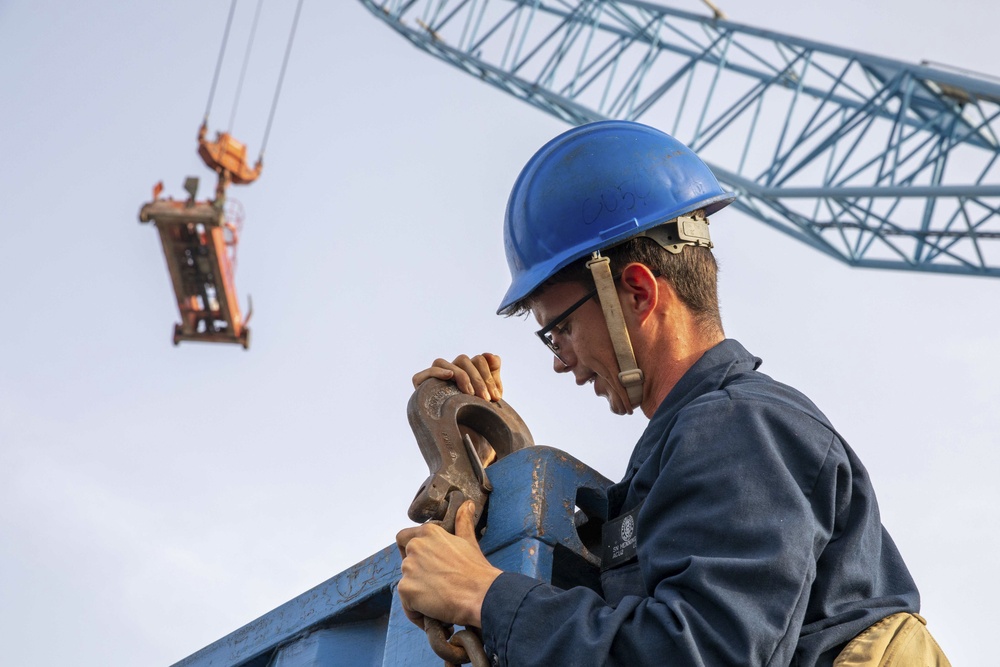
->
[471,355,502,401]
[401,603,425,628]
[449,354,488,400]
[412,364,455,389]
[396,511,498,628]
[396,525,420,554]
[455,501,479,544]
[483,353,503,397]
[412,353,504,401]
[397,561,427,628]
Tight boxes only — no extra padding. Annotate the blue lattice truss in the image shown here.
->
[360,0,1000,277]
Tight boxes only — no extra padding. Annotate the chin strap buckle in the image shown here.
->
[618,369,645,406]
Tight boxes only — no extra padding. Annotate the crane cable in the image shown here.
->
[204,0,238,124]
[260,0,305,160]
[202,0,306,162]
[228,0,266,134]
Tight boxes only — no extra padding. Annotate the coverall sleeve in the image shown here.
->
[480,396,844,666]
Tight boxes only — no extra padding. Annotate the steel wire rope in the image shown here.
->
[259,0,306,160]
[228,0,267,132]
[204,0,239,122]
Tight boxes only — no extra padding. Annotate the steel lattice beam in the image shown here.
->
[360,0,1000,277]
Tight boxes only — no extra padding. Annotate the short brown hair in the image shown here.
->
[506,236,723,335]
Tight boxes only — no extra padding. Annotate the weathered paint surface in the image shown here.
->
[172,446,611,667]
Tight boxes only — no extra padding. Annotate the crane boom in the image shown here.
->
[360,0,1000,277]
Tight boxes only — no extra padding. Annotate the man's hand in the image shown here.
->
[396,501,502,629]
[412,353,503,402]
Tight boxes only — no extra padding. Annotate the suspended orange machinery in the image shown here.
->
[138,124,262,349]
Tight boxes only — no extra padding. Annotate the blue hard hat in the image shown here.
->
[498,120,735,315]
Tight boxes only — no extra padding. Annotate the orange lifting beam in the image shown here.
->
[139,124,260,349]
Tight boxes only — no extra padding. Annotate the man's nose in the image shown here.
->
[553,348,573,373]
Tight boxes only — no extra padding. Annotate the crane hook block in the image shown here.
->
[198,122,263,197]
[138,177,251,349]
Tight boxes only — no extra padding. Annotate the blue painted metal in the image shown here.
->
[171,446,611,667]
[359,0,1000,278]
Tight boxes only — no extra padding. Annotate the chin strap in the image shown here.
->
[586,252,644,410]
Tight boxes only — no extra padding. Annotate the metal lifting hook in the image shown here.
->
[405,378,534,666]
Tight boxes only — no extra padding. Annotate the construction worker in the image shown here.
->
[397,121,948,666]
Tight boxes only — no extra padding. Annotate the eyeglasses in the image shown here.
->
[533,270,659,364]
[534,286,599,364]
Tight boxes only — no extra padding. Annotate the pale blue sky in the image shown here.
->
[1,1,997,665]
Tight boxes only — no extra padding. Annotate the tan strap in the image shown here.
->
[586,253,644,409]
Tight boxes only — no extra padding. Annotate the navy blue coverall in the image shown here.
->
[480,339,919,666]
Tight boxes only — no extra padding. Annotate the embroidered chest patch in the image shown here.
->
[601,505,640,571]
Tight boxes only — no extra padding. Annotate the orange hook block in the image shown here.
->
[198,122,263,189]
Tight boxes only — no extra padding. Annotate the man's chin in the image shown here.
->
[594,380,630,415]
[604,392,629,416]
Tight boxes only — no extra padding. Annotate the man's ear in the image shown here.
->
[619,263,658,323]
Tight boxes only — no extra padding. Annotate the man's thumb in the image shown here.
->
[456,500,479,543]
